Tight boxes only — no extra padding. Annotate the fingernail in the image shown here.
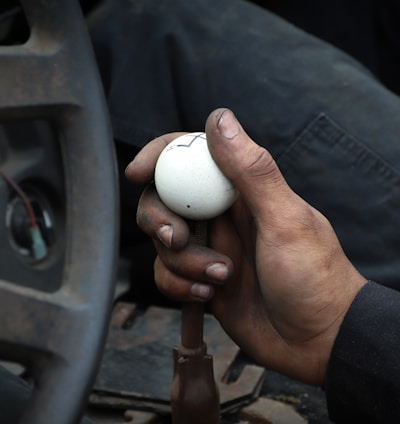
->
[205,263,229,282]
[157,224,173,248]
[217,109,240,139]
[191,283,211,300]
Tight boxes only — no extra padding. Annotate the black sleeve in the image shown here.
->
[326,281,400,423]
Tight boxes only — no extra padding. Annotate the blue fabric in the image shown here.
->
[88,0,400,289]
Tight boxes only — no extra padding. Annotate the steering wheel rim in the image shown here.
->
[0,1,119,423]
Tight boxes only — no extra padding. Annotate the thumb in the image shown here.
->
[205,108,291,220]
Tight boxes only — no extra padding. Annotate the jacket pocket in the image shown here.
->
[277,113,400,288]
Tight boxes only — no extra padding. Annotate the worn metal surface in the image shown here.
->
[171,342,220,423]
[91,302,265,416]
[170,220,220,423]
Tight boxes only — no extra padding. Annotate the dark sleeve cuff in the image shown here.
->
[326,281,400,423]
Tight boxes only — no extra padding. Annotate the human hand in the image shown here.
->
[126,108,367,386]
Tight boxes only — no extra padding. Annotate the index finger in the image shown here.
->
[125,132,186,185]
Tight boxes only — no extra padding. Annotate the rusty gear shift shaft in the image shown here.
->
[170,221,220,423]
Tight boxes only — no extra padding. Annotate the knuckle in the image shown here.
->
[136,208,152,233]
[246,146,281,182]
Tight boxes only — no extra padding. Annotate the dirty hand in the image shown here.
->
[126,108,367,386]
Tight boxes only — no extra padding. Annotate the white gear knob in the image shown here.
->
[154,132,237,220]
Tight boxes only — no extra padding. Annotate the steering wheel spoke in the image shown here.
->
[0,279,85,363]
[0,49,74,119]
[0,0,83,119]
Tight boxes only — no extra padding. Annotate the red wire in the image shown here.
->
[0,169,37,228]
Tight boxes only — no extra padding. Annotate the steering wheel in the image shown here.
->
[0,1,118,423]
